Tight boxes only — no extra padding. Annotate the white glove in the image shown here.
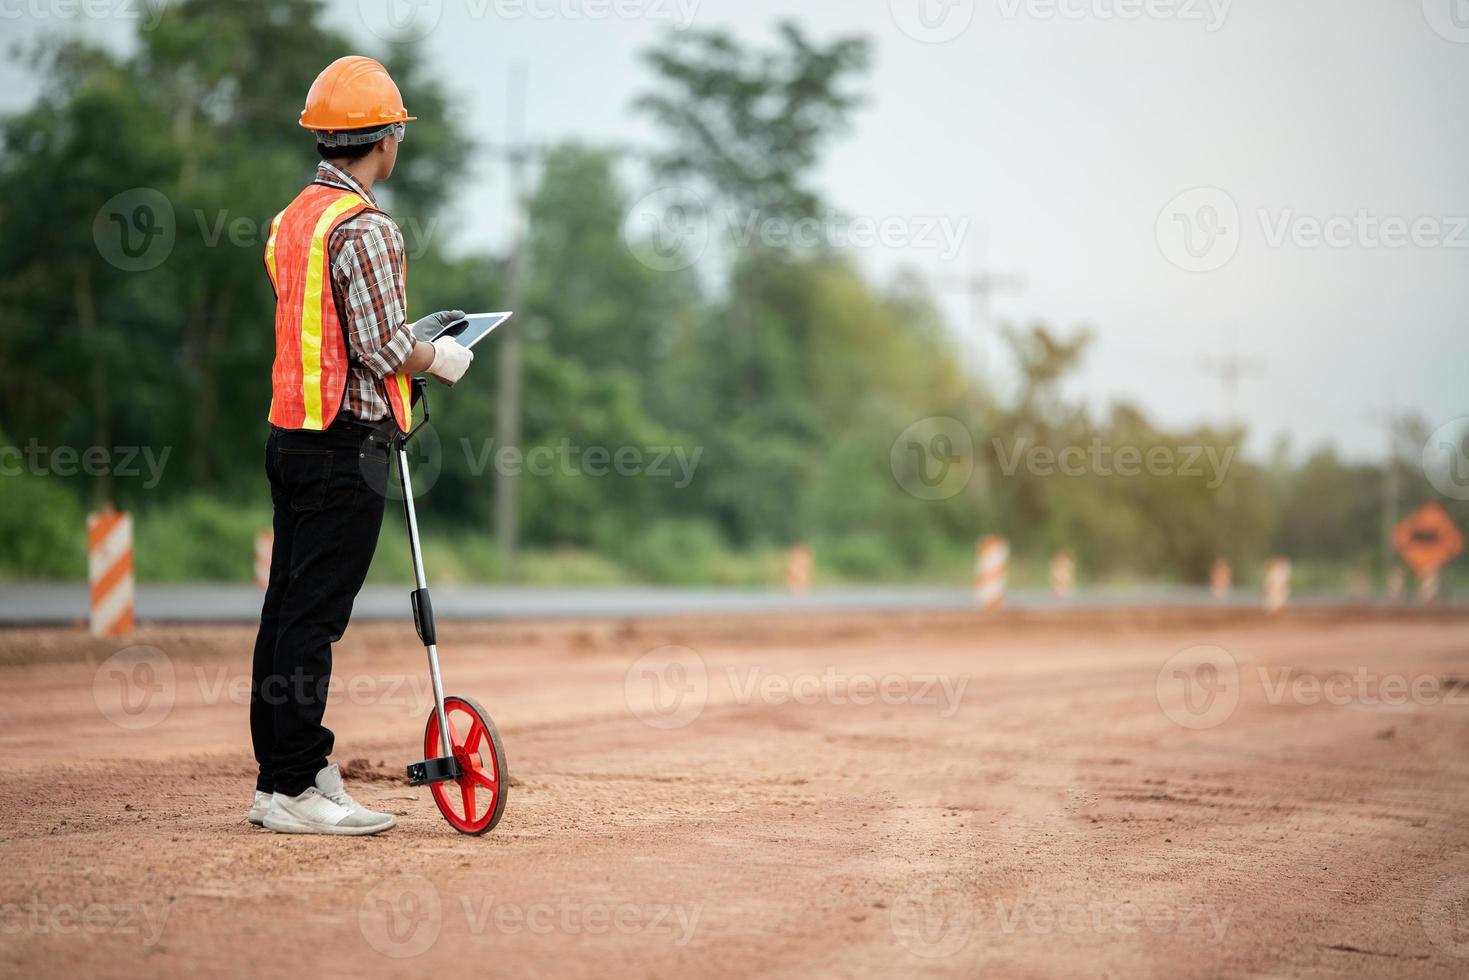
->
[427,336,474,386]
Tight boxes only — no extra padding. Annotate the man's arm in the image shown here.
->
[333,217,414,377]
[333,218,471,383]
[403,339,436,374]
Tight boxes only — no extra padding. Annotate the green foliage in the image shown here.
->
[620,518,728,582]
[0,436,86,579]
[817,533,891,580]
[132,495,271,581]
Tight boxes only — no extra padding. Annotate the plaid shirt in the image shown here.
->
[313,161,416,423]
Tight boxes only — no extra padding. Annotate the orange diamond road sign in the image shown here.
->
[1393,502,1464,576]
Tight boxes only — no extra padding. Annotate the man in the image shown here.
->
[248,56,472,835]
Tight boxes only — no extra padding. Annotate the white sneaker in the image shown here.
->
[262,765,396,836]
[314,763,397,827]
[247,790,271,826]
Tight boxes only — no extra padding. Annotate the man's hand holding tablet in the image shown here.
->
[410,310,514,386]
[424,312,514,351]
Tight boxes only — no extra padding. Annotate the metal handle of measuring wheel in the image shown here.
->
[396,374,454,759]
[397,385,438,649]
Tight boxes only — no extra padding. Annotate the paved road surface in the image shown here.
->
[0,582,1443,625]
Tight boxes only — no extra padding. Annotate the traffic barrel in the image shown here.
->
[255,530,273,591]
[1049,550,1075,600]
[87,509,135,637]
[976,536,1009,611]
[1210,559,1233,600]
[785,543,812,594]
[1263,557,1291,614]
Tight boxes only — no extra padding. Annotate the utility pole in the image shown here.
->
[1197,327,1264,423]
[934,267,1026,376]
[493,66,530,577]
[931,226,1024,376]
[1384,424,1400,568]
[1198,328,1263,559]
[484,123,649,575]
[1368,407,1405,571]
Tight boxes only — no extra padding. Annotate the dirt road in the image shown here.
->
[1,608,1467,978]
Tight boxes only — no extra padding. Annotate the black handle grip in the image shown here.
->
[410,587,437,647]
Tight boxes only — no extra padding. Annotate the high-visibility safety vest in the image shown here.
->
[263,183,411,432]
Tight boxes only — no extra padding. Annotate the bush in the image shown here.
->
[816,533,891,581]
[133,496,272,582]
[619,518,728,583]
[0,467,86,579]
[517,548,628,585]
[704,548,785,587]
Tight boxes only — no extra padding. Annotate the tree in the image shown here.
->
[636,22,869,222]
[0,0,468,501]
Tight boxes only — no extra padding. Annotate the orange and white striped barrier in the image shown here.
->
[1419,568,1440,607]
[975,536,1009,610]
[87,509,135,638]
[785,544,812,594]
[1387,567,1406,602]
[1049,550,1075,600]
[1262,557,1291,614]
[255,530,274,590]
[1210,559,1232,600]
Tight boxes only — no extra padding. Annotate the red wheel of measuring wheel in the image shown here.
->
[423,695,508,835]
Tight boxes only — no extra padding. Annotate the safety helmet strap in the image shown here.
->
[315,122,406,148]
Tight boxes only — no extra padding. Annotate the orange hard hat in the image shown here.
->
[299,56,416,132]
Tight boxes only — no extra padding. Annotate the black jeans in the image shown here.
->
[250,416,394,796]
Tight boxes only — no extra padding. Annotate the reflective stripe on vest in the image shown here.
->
[264,184,412,432]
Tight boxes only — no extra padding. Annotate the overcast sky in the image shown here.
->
[5,0,1466,461]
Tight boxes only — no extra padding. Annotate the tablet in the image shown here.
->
[430,312,514,350]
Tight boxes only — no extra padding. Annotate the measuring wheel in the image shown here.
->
[397,377,510,835]
[420,695,508,835]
